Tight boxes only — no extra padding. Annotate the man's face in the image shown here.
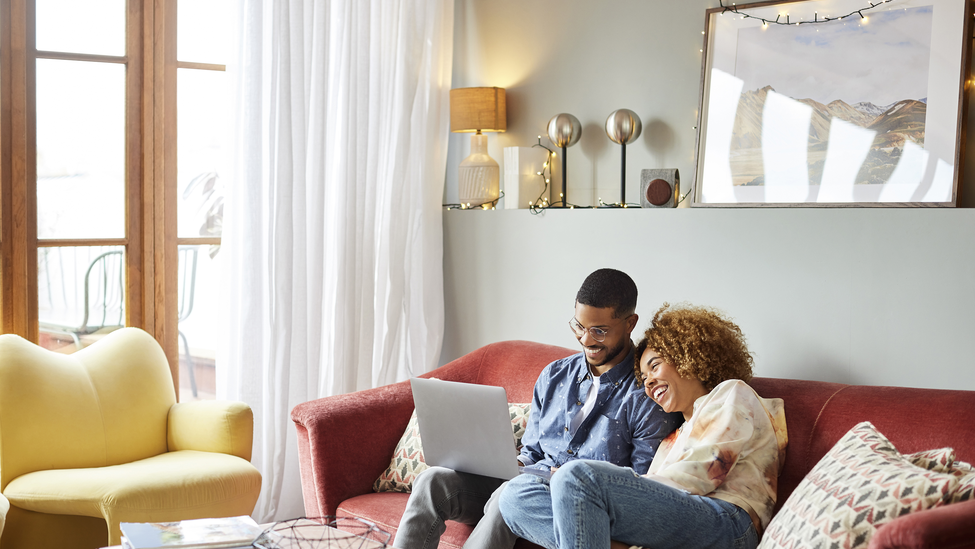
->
[571,302,634,368]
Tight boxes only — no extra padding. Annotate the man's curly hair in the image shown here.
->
[634,303,753,391]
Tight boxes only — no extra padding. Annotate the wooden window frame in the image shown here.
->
[0,0,185,392]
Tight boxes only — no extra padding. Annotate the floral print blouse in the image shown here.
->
[646,379,788,532]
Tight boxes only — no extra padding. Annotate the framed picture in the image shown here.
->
[692,0,973,207]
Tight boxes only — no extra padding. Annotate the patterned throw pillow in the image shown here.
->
[948,460,975,504]
[904,447,955,472]
[903,449,975,504]
[759,421,960,549]
[373,402,531,493]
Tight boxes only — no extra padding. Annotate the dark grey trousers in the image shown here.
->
[392,466,518,549]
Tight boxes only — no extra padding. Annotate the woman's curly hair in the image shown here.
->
[634,302,753,391]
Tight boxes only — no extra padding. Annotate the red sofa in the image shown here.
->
[291,340,975,549]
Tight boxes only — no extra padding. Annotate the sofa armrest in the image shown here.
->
[167,400,254,461]
[291,380,414,518]
[867,499,975,549]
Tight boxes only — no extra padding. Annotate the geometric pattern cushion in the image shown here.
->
[373,402,531,493]
[759,421,960,549]
[904,447,956,473]
[948,460,975,504]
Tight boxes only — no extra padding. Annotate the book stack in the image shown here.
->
[120,516,264,549]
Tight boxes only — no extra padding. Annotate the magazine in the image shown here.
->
[120,515,263,549]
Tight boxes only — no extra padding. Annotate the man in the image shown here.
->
[393,268,683,549]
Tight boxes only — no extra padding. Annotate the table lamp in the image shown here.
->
[450,87,506,208]
[547,113,582,207]
[605,109,642,206]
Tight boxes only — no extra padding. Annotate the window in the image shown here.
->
[175,0,229,400]
[0,0,228,401]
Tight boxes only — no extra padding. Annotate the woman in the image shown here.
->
[500,302,787,549]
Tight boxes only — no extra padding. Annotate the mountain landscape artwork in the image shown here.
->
[727,5,933,189]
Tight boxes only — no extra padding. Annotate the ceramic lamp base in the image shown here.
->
[458,133,499,207]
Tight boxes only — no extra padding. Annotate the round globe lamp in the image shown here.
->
[605,109,642,205]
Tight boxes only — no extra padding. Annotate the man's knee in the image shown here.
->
[410,466,456,500]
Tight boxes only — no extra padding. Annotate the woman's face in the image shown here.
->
[639,349,709,421]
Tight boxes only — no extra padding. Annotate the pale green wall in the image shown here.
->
[441,0,975,390]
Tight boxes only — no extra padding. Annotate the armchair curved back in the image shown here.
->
[0,328,176,490]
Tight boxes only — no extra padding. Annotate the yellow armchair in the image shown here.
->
[0,492,8,539]
[0,328,261,549]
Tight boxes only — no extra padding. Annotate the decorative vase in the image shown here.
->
[458,133,499,207]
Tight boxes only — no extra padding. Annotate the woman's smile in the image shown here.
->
[639,349,709,421]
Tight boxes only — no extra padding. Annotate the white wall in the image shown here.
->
[442,209,975,391]
[441,0,975,391]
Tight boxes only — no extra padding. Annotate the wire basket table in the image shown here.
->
[254,517,391,549]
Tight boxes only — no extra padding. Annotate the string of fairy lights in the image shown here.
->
[527,137,561,214]
[443,192,503,211]
[450,134,686,213]
[718,0,897,26]
[527,138,645,213]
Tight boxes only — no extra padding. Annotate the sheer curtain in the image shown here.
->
[220,0,453,522]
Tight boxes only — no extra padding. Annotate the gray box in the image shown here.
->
[640,169,679,208]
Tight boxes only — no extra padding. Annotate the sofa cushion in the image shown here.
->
[373,403,531,493]
[759,421,960,549]
[4,450,260,520]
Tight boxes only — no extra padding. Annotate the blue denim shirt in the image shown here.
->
[517,348,683,474]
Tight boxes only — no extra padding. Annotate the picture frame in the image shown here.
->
[691,0,973,207]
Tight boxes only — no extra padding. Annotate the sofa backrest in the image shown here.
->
[749,377,975,513]
[421,345,975,516]
[424,340,576,403]
[0,328,176,489]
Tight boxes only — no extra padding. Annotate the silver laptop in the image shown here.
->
[410,377,523,480]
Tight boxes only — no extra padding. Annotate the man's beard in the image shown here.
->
[586,337,627,368]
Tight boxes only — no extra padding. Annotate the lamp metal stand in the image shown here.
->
[620,142,626,204]
[561,145,568,206]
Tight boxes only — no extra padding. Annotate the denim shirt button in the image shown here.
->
[576,401,582,405]
[566,449,574,455]
[564,426,569,431]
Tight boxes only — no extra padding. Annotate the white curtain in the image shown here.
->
[220,0,453,522]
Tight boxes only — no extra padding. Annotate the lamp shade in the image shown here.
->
[450,87,506,133]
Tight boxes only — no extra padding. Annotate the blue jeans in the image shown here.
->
[499,460,758,549]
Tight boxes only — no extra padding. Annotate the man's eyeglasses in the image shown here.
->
[569,318,611,342]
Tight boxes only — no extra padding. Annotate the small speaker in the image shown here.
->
[640,169,680,208]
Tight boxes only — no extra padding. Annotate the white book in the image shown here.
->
[120,515,263,549]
